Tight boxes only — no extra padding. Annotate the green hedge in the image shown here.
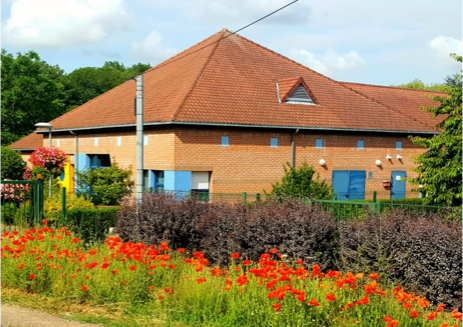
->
[351,198,426,205]
[65,208,119,243]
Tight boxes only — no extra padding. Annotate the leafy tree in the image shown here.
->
[391,78,448,92]
[1,146,26,180]
[265,161,333,199]
[444,73,462,88]
[76,162,134,205]
[1,49,65,145]
[408,54,462,206]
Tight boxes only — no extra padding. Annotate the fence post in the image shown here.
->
[242,192,247,204]
[62,187,66,226]
[256,193,261,203]
[373,191,377,203]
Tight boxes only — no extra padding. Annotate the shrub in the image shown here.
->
[44,192,95,221]
[338,210,462,310]
[66,208,119,243]
[264,161,333,199]
[76,162,134,205]
[1,146,26,180]
[116,193,338,270]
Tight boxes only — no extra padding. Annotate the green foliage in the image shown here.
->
[408,54,462,206]
[66,208,119,243]
[76,162,134,205]
[391,78,449,92]
[1,49,65,146]
[265,161,333,199]
[1,146,26,180]
[44,193,95,218]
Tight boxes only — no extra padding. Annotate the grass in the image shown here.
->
[1,224,461,327]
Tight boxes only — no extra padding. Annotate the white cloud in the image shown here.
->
[429,36,463,66]
[2,0,133,48]
[131,31,178,64]
[288,49,365,77]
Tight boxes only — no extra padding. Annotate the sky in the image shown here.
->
[1,0,462,86]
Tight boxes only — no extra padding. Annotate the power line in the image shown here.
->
[143,0,299,74]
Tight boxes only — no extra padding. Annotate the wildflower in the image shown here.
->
[272,303,281,312]
[346,302,354,308]
[234,267,240,271]
[243,260,251,265]
[426,312,438,321]
[231,253,239,259]
[164,287,172,293]
[296,259,303,264]
[29,274,36,279]
[312,264,320,276]
[269,249,278,254]
[101,263,109,269]
[17,263,24,269]
[355,295,369,305]
[326,293,336,301]
[129,265,136,271]
[169,265,176,269]
[368,273,379,279]
[81,285,87,291]
[42,220,48,225]
[149,285,154,290]
[111,270,119,274]
[441,323,449,327]
[375,289,386,295]
[177,248,185,253]
[84,275,89,279]
[197,277,207,284]
[308,298,320,306]
[402,302,411,310]
[409,310,418,318]
[452,309,462,321]
[71,275,76,279]
[160,242,169,251]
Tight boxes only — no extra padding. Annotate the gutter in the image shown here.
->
[35,121,440,136]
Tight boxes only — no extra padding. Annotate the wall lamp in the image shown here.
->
[396,155,402,160]
[319,159,326,166]
[386,155,392,160]
[375,160,382,166]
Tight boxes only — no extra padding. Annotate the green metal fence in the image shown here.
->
[1,179,44,232]
[306,198,376,221]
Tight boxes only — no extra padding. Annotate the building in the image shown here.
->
[10,29,444,200]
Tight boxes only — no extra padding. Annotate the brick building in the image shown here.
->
[10,29,444,200]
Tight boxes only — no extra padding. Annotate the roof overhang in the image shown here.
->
[36,121,440,136]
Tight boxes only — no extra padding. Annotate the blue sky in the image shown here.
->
[1,0,462,86]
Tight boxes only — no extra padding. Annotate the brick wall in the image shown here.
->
[45,125,427,199]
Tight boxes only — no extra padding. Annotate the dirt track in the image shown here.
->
[1,304,103,327]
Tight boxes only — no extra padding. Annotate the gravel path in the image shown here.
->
[1,304,104,327]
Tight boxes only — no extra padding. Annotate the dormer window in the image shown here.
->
[276,77,319,105]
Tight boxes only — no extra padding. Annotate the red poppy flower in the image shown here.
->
[271,303,281,312]
[111,270,119,274]
[402,302,411,310]
[308,298,320,306]
[296,259,303,264]
[409,310,418,318]
[17,263,24,269]
[42,220,48,225]
[368,273,379,279]
[81,285,87,291]
[129,265,136,271]
[149,285,154,290]
[29,274,36,279]
[101,263,109,269]
[177,248,185,253]
[197,277,207,284]
[326,293,336,301]
[231,253,239,259]
[243,260,251,265]
[269,249,278,254]
[71,275,76,279]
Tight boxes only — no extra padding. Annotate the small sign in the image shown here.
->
[396,175,402,181]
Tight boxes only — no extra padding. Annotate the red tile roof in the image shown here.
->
[46,29,442,134]
[9,132,43,150]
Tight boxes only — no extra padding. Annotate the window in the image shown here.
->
[396,141,402,150]
[357,140,364,149]
[117,137,121,146]
[143,170,164,191]
[89,154,110,170]
[155,171,164,191]
[270,138,278,148]
[315,139,323,149]
[57,139,60,147]
[144,136,149,145]
[94,138,98,146]
[221,136,229,147]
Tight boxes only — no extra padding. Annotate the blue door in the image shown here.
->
[332,170,366,200]
[391,171,406,199]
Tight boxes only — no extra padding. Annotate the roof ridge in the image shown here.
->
[340,81,448,95]
[341,83,437,130]
[172,30,227,121]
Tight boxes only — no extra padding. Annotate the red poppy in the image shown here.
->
[71,275,76,279]
[409,310,418,318]
[164,287,172,293]
[81,285,87,291]
[160,242,169,251]
[197,277,207,284]
[402,302,411,310]
[29,274,36,279]
[326,293,336,301]
[296,259,303,264]
[243,260,251,265]
[177,248,185,253]
[129,265,136,271]
[42,220,48,225]
[111,270,119,274]
[17,263,24,269]
[231,253,239,259]
[375,289,386,295]
[308,298,320,306]
[368,273,379,279]
[269,249,278,254]
[272,303,281,312]
[101,263,109,269]
[149,285,154,290]
[426,312,438,321]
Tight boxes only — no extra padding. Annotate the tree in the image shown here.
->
[265,161,333,199]
[76,162,134,205]
[391,78,448,92]
[1,49,65,146]
[1,146,26,180]
[408,54,462,206]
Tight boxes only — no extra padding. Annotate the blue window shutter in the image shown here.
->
[357,140,364,149]
[396,141,402,150]
[270,138,278,147]
[221,136,229,147]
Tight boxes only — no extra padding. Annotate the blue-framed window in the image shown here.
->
[357,140,364,149]
[117,137,121,146]
[89,154,111,170]
[221,136,229,147]
[396,141,402,150]
[143,170,165,191]
[144,135,149,145]
[315,139,323,149]
[94,138,98,146]
[270,138,278,148]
